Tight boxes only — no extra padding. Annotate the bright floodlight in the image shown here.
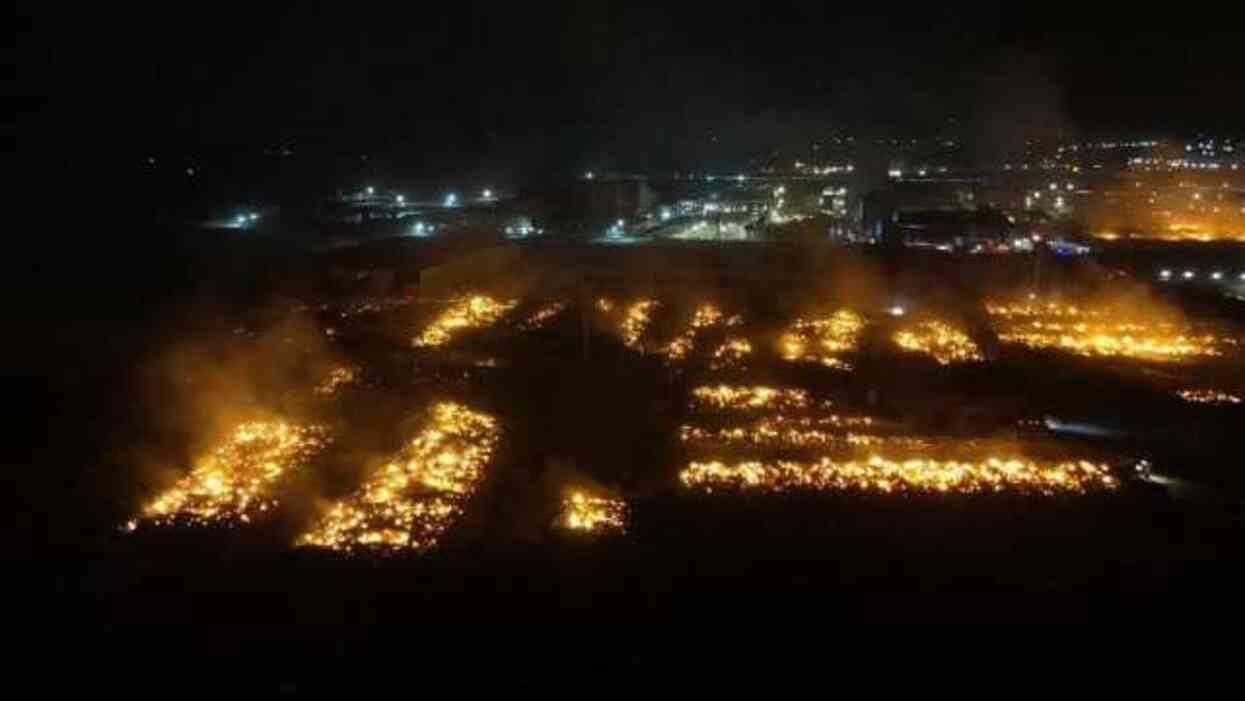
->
[1211,271,1223,280]
[1183,270,1195,279]
[888,305,906,317]
[482,189,493,199]
[366,186,375,195]
[396,194,405,204]
[444,193,458,207]
[616,219,624,227]
[1159,269,1172,279]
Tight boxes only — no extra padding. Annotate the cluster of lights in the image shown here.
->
[129,422,331,530]
[1176,389,1242,405]
[987,299,1230,361]
[297,403,499,552]
[779,310,865,370]
[893,321,984,365]
[680,456,1116,495]
[412,294,518,348]
[662,305,742,361]
[558,491,626,534]
[519,302,566,331]
[1159,269,1245,282]
[690,385,812,412]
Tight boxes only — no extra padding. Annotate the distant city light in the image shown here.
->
[888,305,906,317]
[1183,270,1195,279]
[396,194,405,204]
[1159,269,1172,280]
[888,168,903,178]
[1211,271,1223,280]
[660,208,672,221]
[585,171,595,180]
[482,188,493,200]
[366,186,375,196]
[736,174,746,182]
[249,212,259,221]
[617,219,625,227]
[444,193,458,207]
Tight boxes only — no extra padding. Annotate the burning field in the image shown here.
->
[118,278,1244,560]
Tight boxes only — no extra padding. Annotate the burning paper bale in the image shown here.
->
[412,294,518,348]
[779,309,865,370]
[987,298,1232,361]
[558,491,626,534]
[133,422,331,529]
[681,455,1116,495]
[662,305,742,362]
[1176,389,1242,404]
[690,384,813,412]
[520,302,567,331]
[314,365,361,397]
[297,402,499,552]
[620,300,660,350]
[710,337,753,371]
[893,320,984,365]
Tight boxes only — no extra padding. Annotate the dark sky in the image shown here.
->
[14,2,1245,176]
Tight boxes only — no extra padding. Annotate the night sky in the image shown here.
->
[15,3,1245,177]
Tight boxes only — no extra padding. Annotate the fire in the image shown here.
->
[662,305,742,361]
[559,491,626,534]
[412,294,518,348]
[679,421,898,449]
[314,366,360,396]
[710,337,753,370]
[520,302,566,330]
[779,310,865,369]
[136,422,331,528]
[298,402,499,552]
[893,321,984,365]
[690,384,812,412]
[681,456,1116,495]
[987,299,1230,361]
[621,300,659,350]
[1176,389,1242,404]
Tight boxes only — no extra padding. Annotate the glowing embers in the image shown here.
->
[710,337,753,370]
[620,300,659,350]
[520,302,566,330]
[662,305,742,362]
[314,365,361,397]
[412,294,518,348]
[298,402,499,552]
[779,310,865,370]
[893,320,984,365]
[1176,389,1242,404]
[559,491,626,534]
[679,421,907,450]
[690,384,813,412]
[133,422,331,529]
[987,300,1229,361]
[680,456,1116,495]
